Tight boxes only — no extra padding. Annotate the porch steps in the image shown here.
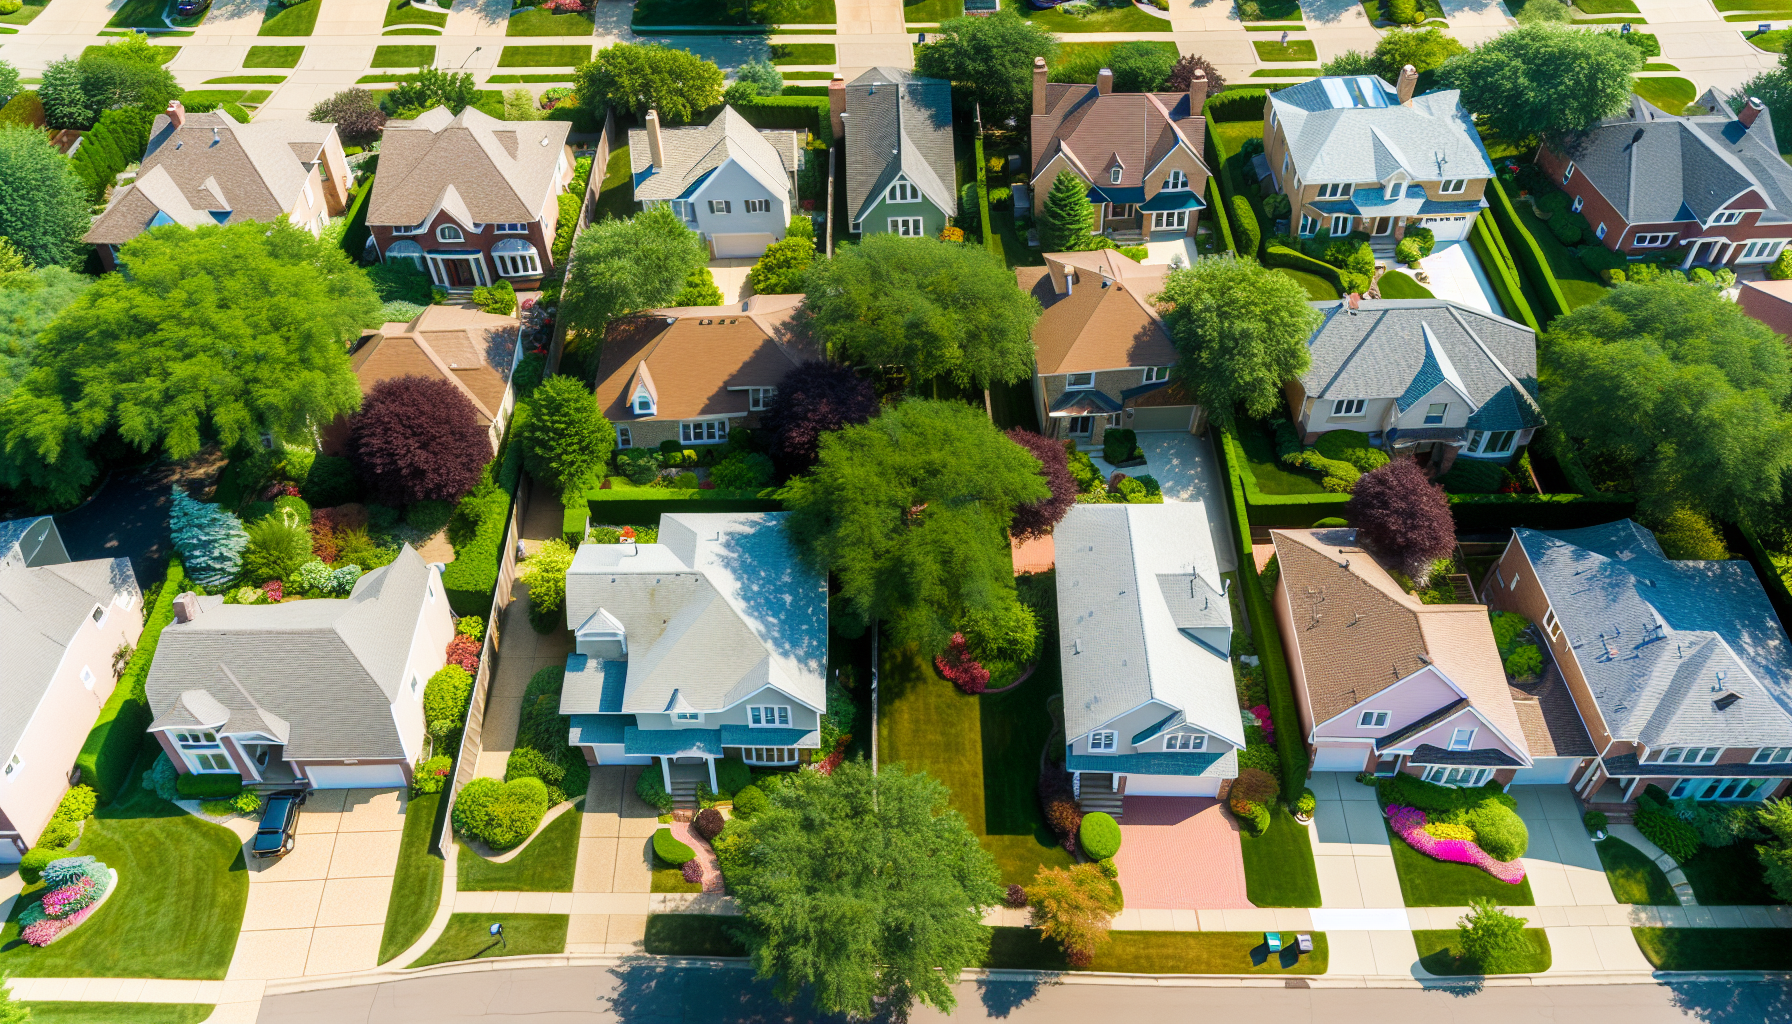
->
[669,778,701,811]
[1079,776,1124,821]
[1370,238,1398,258]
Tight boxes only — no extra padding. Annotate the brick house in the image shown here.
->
[1536,91,1792,269]
[1029,58,1210,243]
[594,294,813,452]
[1016,250,1203,451]
[1739,279,1792,338]
[1482,520,1792,811]
[1264,69,1494,245]
[367,106,574,292]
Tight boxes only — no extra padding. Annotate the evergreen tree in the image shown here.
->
[0,125,92,269]
[515,374,616,497]
[169,487,250,588]
[1040,170,1095,254]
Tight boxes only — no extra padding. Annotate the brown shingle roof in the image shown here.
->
[594,294,813,423]
[350,304,519,423]
[1508,666,1596,758]
[1018,251,1178,376]
[367,106,571,227]
[1030,85,1206,191]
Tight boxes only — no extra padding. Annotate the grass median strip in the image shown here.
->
[378,791,444,965]
[385,0,448,26]
[409,913,568,967]
[487,74,576,82]
[497,44,593,66]
[1633,927,1792,971]
[243,44,303,67]
[769,42,836,65]
[19,1005,214,1024]
[1253,39,1317,61]
[1413,928,1552,975]
[204,75,287,84]
[372,44,438,67]
[986,929,1330,973]
[259,0,321,36]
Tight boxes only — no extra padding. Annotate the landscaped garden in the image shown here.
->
[1414,925,1551,975]
[409,913,568,967]
[508,0,598,34]
[1375,775,1536,907]
[997,0,1168,33]
[457,802,583,892]
[1632,783,1792,906]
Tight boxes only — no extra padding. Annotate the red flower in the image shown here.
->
[935,633,989,694]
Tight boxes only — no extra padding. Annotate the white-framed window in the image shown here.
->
[1424,766,1491,787]
[410,673,423,697]
[1632,233,1674,248]
[1333,398,1366,418]
[1650,746,1722,764]
[495,222,528,233]
[681,418,730,443]
[1742,240,1786,261]
[617,425,632,448]
[1299,214,1317,236]
[1438,179,1467,194]
[437,224,464,242]
[1753,747,1792,764]
[888,181,920,203]
[1571,195,1585,213]
[1316,182,1353,199]
[743,746,798,765]
[92,604,107,626]
[1543,608,1561,641]
[80,665,95,690]
[1088,731,1117,752]
[674,711,702,722]
[1164,732,1205,751]
[633,391,653,415]
[744,198,771,214]
[394,222,426,235]
[1424,403,1447,425]
[1467,429,1516,455]
[492,245,542,277]
[1671,777,1768,801]
[175,731,233,773]
[1562,162,1575,184]
[1065,415,1094,436]
[709,200,732,215]
[748,705,790,727]
[889,217,924,237]
[1387,181,1405,200]
[1151,210,1188,230]
[1596,222,1608,240]
[1358,710,1390,728]
[1449,728,1476,751]
[3,753,19,778]
[1109,166,1122,184]
[1143,366,1171,383]
[1163,169,1189,190]
[1712,210,1744,226]
[1066,372,1094,389]
[1330,214,1351,236]
[748,387,776,411]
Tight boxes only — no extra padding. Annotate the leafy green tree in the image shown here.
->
[1108,41,1176,92]
[515,374,616,496]
[382,67,479,116]
[1738,53,1792,158]
[0,220,375,507]
[727,761,1002,1019]
[0,976,29,1024]
[517,537,576,631]
[746,234,814,294]
[502,87,546,121]
[575,43,723,125]
[0,238,24,274]
[1027,863,1122,966]
[1371,26,1466,77]
[1320,49,1376,76]
[1438,24,1641,141]
[783,399,1048,653]
[0,59,20,109]
[0,125,93,269]
[38,58,95,131]
[733,57,783,96]
[1156,256,1322,430]
[1040,169,1095,254]
[914,12,1058,127]
[802,233,1039,391]
[561,205,710,357]
[671,265,724,305]
[78,36,180,116]
[1455,898,1531,973]
[0,267,90,400]
[1756,798,1792,902]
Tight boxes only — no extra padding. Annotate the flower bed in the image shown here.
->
[19,858,119,946]
[1388,805,1525,884]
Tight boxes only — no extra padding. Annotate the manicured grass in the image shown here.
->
[1595,836,1678,906]
[769,42,835,65]
[83,43,180,62]
[986,929,1329,974]
[904,0,963,20]
[19,1005,213,1024]
[1509,200,1610,310]
[1376,270,1435,299]
[631,0,834,25]
[508,3,596,34]
[652,866,703,893]
[1253,39,1317,62]
[1718,0,1792,10]
[457,802,582,892]
[1414,928,1552,975]
[1633,927,1792,970]
[244,44,303,67]
[207,74,287,84]
[384,25,442,33]
[1239,804,1321,907]
[487,74,576,83]
[1634,77,1697,116]
[591,143,637,223]
[498,44,593,66]
[1574,0,1638,11]
[1387,821,1535,907]
[408,913,567,967]
[179,89,274,106]
[0,0,49,28]
[998,0,1168,32]
[644,914,748,956]
[0,758,248,979]
[1275,267,1340,299]
[1643,61,1679,69]
[991,208,1042,270]
[378,791,445,965]
[106,0,176,29]
[385,0,448,27]
[1049,41,1181,84]
[1234,419,1327,495]
[1243,0,1303,17]
[372,44,438,67]
[1681,842,1785,906]
[1747,28,1792,51]
[259,0,321,36]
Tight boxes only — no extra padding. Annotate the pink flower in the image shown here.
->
[935,633,989,694]
[261,579,283,602]
[1388,804,1525,884]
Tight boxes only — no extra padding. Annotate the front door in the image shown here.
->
[446,257,476,288]
[1373,217,1393,236]
[1065,415,1094,438]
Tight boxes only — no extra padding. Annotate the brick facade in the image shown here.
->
[371,205,559,292]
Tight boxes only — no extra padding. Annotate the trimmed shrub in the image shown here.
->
[1237,742,1282,786]
[1395,236,1422,265]
[453,775,551,850]
[1294,787,1317,817]
[176,772,244,799]
[636,767,675,812]
[445,634,481,674]
[422,664,474,740]
[1406,225,1435,257]
[694,807,725,840]
[1102,428,1142,465]
[1230,193,1261,257]
[1463,801,1529,860]
[36,819,78,849]
[301,455,360,508]
[1377,771,1507,815]
[52,786,97,825]
[19,845,61,885]
[653,826,697,866]
[1314,430,1388,473]
[1005,882,1029,908]
[680,859,703,884]
[1768,249,1792,281]
[1583,809,1608,833]
[1235,799,1271,835]
[412,754,453,795]
[1080,811,1122,860]
[1634,797,1699,863]
[715,757,752,796]
[1504,644,1543,680]
[506,746,569,804]
[731,784,768,819]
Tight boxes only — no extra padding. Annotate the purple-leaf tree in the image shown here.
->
[1006,428,1075,540]
[760,361,880,474]
[1347,458,1456,584]
[347,375,489,506]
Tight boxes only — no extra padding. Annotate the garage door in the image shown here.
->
[1130,406,1195,432]
[306,764,406,790]
[1311,746,1369,773]
[1421,215,1471,241]
[711,233,775,259]
[1122,775,1222,797]
[1507,757,1583,785]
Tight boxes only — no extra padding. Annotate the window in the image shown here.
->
[674,711,702,722]
[1330,214,1351,236]
[1387,181,1404,200]
[3,754,18,778]
[437,224,464,242]
[1066,372,1094,389]
[1742,240,1785,261]
[888,181,920,203]
[617,425,632,448]
[1065,415,1094,436]
[1754,747,1792,764]
[1424,766,1491,787]
[1163,169,1189,190]
[410,674,422,697]
[80,665,95,690]
[1438,179,1467,194]
[681,418,730,443]
[889,217,925,237]
[1109,166,1122,184]
[1711,210,1744,226]
[1633,233,1675,248]
[1164,732,1205,751]
[743,747,798,765]
[1672,777,1768,802]
[1543,608,1561,641]
[1150,210,1188,230]
[1088,731,1117,752]
[748,705,791,727]
[495,222,528,233]
[709,200,732,215]
[1316,182,1353,199]
[1299,214,1318,236]
[748,387,776,411]
[1282,153,1290,176]
[1596,222,1607,241]
[1424,403,1447,425]
[175,731,231,772]
[1449,728,1476,751]
[1571,195,1585,213]
[1143,366,1171,384]
[1651,746,1721,764]
[492,239,542,277]
[1468,429,1516,455]
[1562,162,1575,184]
[745,198,771,214]
[1333,398,1366,418]
[92,605,106,625]
[633,392,653,415]
[394,222,425,235]
[1358,710,1390,728]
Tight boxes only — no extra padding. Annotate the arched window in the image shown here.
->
[437,224,465,242]
[384,239,425,271]
[491,237,542,277]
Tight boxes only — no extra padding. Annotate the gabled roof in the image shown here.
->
[1030,84,1209,194]
[368,106,571,226]
[843,67,957,223]
[594,294,813,422]
[1301,299,1543,432]
[1269,77,1494,185]
[628,106,801,202]
[352,304,520,426]
[1016,250,1177,376]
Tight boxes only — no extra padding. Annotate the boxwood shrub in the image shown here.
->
[653,826,696,866]
[176,771,244,799]
[1463,800,1529,860]
[453,775,551,850]
[731,783,767,818]
[1080,811,1122,860]
[636,767,674,812]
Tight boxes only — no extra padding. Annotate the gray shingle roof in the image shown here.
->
[0,552,139,763]
[627,106,801,203]
[1270,77,1493,185]
[368,106,572,227]
[1517,521,1792,750]
[1301,299,1543,432]
[843,67,957,224]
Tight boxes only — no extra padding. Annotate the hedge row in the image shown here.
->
[1485,178,1569,324]
[75,557,185,806]
[1467,213,1541,333]
[1740,526,1792,635]
[973,135,999,260]
[1263,243,1343,291]
[440,357,546,614]
[1205,87,1271,123]
[1230,193,1261,258]
[70,108,154,204]
[1206,179,1236,253]
[718,95,831,145]
[340,177,374,263]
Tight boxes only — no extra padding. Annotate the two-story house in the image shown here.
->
[368,106,573,291]
[1017,250,1202,451]
[85,101,351,270]
[629,106,805,259]
[1029,58,1210,243]
[1264,69,1494,245]
[1537,90,1792,269]
[832,67,956,238]
[559,512,827,793]
[1485,520,1792,810]
[1286,297,1543,475]
[1055,502,1241,816]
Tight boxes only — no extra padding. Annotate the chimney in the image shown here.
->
[172,592,201,624]
[1188,68,1209,115]
[1097,68,1113,96]
[645,109,665,171]
[1397,64,1418,106]
[1033,57,1049,116]
[1742,96,1766,129]
[1346,292,1361,311]
[828,75,847,141]
[166,100,185,130]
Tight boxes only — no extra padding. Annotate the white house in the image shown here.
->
[628,107,805,259]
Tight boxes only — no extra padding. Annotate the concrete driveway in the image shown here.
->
[1304,773,1421,976]
[1510,785,1619,908]
[1391,241,1500,316]
[1113,796,1252,910]
[1093,431,1237,572]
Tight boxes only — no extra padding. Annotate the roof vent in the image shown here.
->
[1714,690,1742,711]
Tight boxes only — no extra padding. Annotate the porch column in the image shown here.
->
[1072,772,1081,799]
[1680,243,1699,270]
[659,756,671,792]
[707,757,718,793]
[1622,776,1642,802]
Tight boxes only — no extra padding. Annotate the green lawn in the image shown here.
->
[644,914,749,956]
[0,0,50,29]
[487,74,577,82]
[205,74,287,83]
[1643,61,1679,69]
[384,26,442,33]
[105,0,176,29]
[243,44,303,67]
[1681,842,1785,905]
[1748,28,1792,51]
[1233,419,1328,495]
[990,209,1043,270]
[508,4,596,34]
[651,866,704,893]
[498,44,593,66]
[372,44,438,67]
[259,0,321,36]
[1243,0,1303,17]
[1633,927,1792,970]
[19,1005,213,1024]
[83,43,179,62]
[1575,0,1639,10]
[1414,928,1552,975]
[1240,804,1321,907]
[1509,199,1610,309]
[457,802,582,892]
[1714,0,1787,10]
[591,143,637,223]
[904,0,963,20]
[1595,836,1678,906]
[1250,68,1319,76]
[769,42,835,64]
[631,0,834,25]
[384,0,448,27]
[408,913,568,967]
[998,0,1169,32]
[1376,270,1435,299]
[0,757,248,979]
[378,792,445,965]
[1634,77,1697,115]
[1275,267,1340,299]
[1049,41,1181,84]
[986,929,1329,974]
[1387,822,1536,907]
[1253,39,1317,61]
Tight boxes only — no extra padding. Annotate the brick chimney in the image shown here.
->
[645,108,665,170]
[1397,64,1418,106]
[172,592,202,624]
[1188,68,1209,115]
[828,75,846,141]
[1097,68,1113,96]
[166,100,185,130]
[1742,96,1766,129]
[1033,57,1049,116]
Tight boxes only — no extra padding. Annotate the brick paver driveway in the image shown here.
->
[1113,796,1253,909]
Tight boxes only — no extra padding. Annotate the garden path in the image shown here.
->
[670,820,724,893]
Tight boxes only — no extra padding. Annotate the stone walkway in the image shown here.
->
[670,820,724,894]
[1609,824,1700,906]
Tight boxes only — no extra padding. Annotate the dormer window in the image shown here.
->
[1089,731,1117,752]
[674,711,702,722]
[1316,182,1352,199]
[1386,181,1404,200]
[437,224,464,242]
[633,390,653,415]
[1163,169,1188,191]
[1109,166,1122,185]
[1164,732,1204,751]
[395,222,425,235]
[1712,210,1744,226]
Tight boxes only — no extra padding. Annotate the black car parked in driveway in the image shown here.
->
[251,790,306,859]
[175,0,212,16]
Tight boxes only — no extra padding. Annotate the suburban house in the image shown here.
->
[1484,520,1792,811]
[0,517,141,861]
[144,546,455,790]
[594,294,812,452]
[85,101,351,270]
[1286,297,1543,474]
[367,106,574,291]
[1269,528,1586,787]
[1055,502,1241,817]
[1264,70,1494,244]
[628,106,805,259]
[1536,90,1792,268]
[1739,278,1792,338]
[321,303,524,456]
[1016,249,1203,451]
[559,512,827,794]
[832,67,956,238]
[1029,57,1210,243]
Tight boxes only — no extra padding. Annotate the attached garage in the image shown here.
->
[1507,756,1584,786]
[1130,406,1197,432]
[1420,215,1472,241]
[305,764,406,790]
[1310,745,1370,773]
[1122,774,1223,797]
[710,233,776,259]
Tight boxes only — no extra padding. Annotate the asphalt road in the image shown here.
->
[256,963,1792,1023]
